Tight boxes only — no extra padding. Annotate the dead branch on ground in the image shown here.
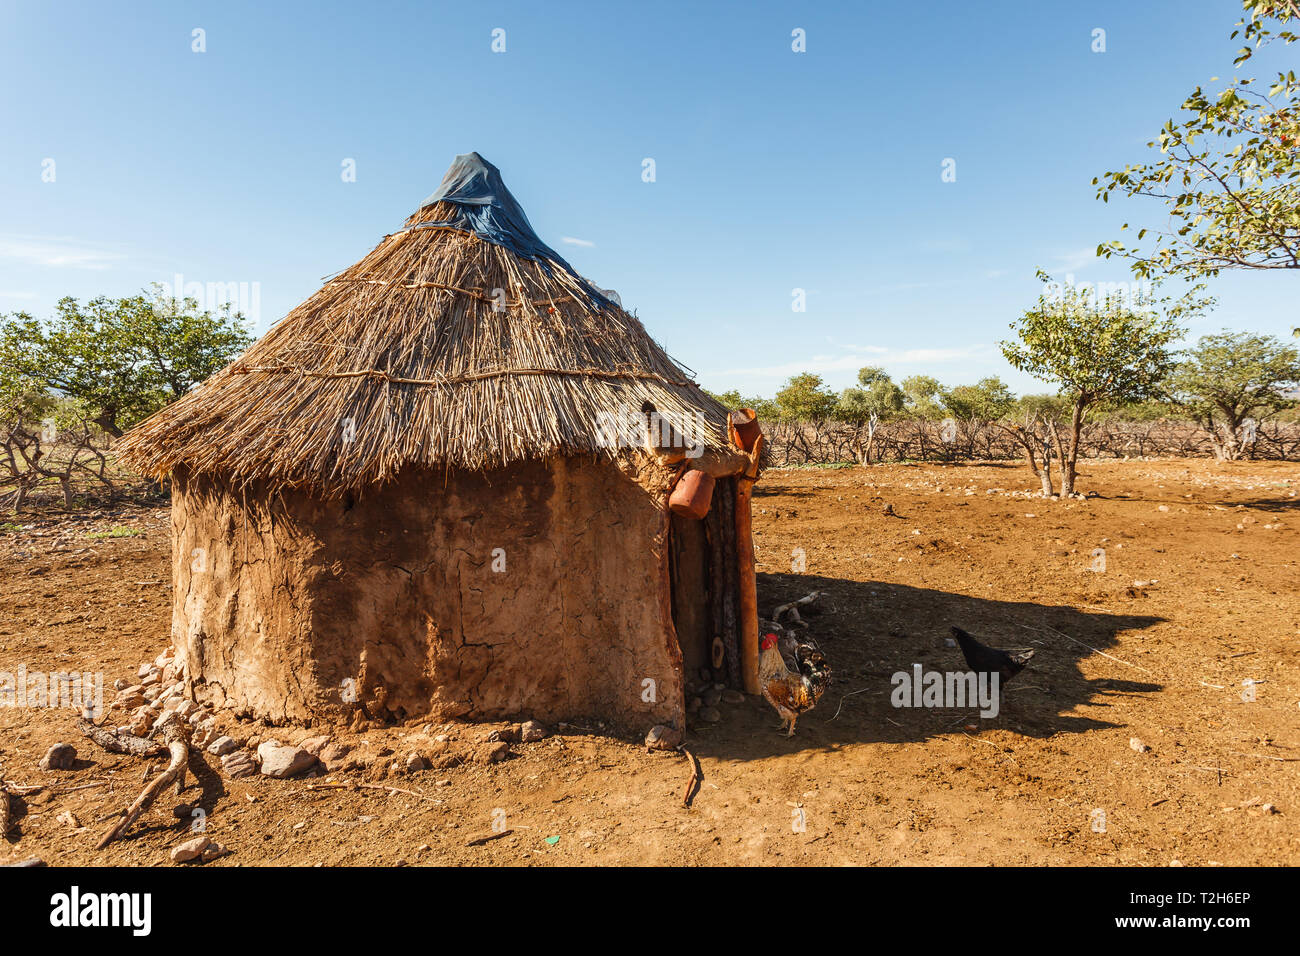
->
[96,714,190,850]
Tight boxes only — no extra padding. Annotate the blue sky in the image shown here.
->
[1,0,1295,398]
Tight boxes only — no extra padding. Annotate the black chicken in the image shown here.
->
[951,626,1035,684]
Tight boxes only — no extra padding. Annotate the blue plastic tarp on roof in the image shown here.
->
[416,152,611,307]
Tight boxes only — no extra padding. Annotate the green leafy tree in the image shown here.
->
[900,374,945,419]
[939,376,1016,423]
[1001,275,1193,495]
[835,367,904,464]
[704,388,744,409]
[0,288,253,437]
[836,366,904,424]
[774,372,837,422]
[936,377,1016,458]
[746,395,781,423]
[1095,1,1299,277]
[1169,329,1300,458]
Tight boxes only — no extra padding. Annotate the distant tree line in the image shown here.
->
[709,312,1300,495]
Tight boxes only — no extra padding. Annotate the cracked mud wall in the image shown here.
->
[169,458,684,731]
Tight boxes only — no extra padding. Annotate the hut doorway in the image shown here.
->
[669,477,741,689]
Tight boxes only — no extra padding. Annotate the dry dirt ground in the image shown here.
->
[1,459,1296,866]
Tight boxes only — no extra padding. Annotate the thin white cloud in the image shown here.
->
[0,236,126,270]
[717,343,996,380]
[1052,247,1100,274]
[561,236,595,247]
[0,290,37,299]
[834,343,889,355]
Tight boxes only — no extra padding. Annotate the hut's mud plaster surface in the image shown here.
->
[170,459,684,730]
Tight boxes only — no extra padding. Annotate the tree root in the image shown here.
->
[96,714,190,850]
[679,746,701,808]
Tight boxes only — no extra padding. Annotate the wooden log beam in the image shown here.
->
[719,479,741,688]
[729,410,764,696]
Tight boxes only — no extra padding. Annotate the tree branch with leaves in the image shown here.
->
[1095,1,1299,278]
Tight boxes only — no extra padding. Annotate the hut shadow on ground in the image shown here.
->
[689,572,1164,761]
[1234,494,1300,514]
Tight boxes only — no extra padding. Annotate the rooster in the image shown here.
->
[759,629,831,736]
[951,626,1035,685]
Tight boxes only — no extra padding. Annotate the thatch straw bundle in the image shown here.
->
[119,186,733,493]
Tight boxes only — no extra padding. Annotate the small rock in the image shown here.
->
[644,724,683,751]
[1130,737,1149,753]
[298,735,331,756]
[702,687,723,706]
[170,836,212,863]
[207,736,239,756]
[699,707,722,723]
[519,720,549,743]
[221,750,257,779]
[257,742,317,779]
[405,753,429,772]
[39,743,76,771]
[487,725,520,743]
[200,842,231,863]
[474,742,510,764]
[317,741,353,772]
[687,696,702,714]
[56,810,82,828]
[126,715,152,738]
[721,689,745,704]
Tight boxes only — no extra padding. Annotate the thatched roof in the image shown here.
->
[118,153,736,492]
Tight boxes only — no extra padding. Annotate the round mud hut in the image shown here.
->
[118,153,764,734]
